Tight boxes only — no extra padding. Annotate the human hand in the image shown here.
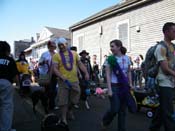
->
[108,89,112,97]
[130,85,134,91]
[78,74,82,79]
[85,73,89,81]
[64,79,72,88]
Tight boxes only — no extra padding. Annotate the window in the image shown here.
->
[116,19,130,51]
[78,36,84,51]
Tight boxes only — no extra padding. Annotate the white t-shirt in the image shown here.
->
[154,44,175,88]
[133,56,142,69]
[38,51,52,74]
[105,55,131,83]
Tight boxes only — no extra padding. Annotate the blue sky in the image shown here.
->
[0,0,121,52]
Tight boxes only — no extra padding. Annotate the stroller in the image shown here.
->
[19,73,31,96]
[133,77,159,118]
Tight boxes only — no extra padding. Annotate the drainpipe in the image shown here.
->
[99,24,103,67]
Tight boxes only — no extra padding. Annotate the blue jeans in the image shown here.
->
[102,86,127,131]
[0,79,14,131]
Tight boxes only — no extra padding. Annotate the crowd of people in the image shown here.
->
[0,22,175,131]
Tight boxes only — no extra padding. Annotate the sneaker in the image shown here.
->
[101,122,107,130]
[73,104,79,109]
[68,111,75,120]
[59,120,67,125]
[54,106,59,110]
[85,100,90,110]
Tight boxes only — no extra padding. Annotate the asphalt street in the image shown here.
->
[12,86,164,131]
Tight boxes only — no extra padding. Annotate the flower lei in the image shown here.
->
[107,55,116,69]
[108,55,129,85]
[59,50,74,71]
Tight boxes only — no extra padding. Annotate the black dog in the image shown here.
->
[30,85,49,114]
[79,80,96,109]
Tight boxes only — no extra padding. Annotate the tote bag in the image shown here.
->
[38,63,52,86]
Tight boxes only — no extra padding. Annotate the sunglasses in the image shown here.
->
[50,44,56,48]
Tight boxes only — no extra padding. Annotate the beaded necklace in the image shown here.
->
[59,50,74,71]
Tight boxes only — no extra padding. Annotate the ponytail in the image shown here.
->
[120,46,127,55]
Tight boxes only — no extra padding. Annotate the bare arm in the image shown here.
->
[127,65,133,88]
[78,60,89,80]
[155,45,175,77]
[160,60,175,77]
[53,63,66,81]
[13,75,20,86]
[105,65,112,96]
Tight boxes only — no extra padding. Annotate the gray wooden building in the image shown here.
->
[69,0,175,66]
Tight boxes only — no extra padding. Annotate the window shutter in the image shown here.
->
[78,36,83,51]
[118,23,128,48]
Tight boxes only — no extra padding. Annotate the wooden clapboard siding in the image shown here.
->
[128,0,175,57]
[71,0,175,65]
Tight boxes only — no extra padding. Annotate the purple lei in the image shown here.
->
[59,50,74,71]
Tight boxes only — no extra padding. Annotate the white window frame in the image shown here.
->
[116,19,130,52]
[76,34,84,52]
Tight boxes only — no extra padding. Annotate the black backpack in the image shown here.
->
[143,41,169,78]
[41,113,69,131]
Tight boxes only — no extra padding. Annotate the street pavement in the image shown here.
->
[12,86,164,131]
[12,88,43,131]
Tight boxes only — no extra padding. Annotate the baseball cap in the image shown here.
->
[55,37,67,45]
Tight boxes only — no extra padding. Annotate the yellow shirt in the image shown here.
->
[16,61,29,74]
[52,50,79,82]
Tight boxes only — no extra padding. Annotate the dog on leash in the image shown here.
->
[86,87,108,98]
[30,85,49,114]
[79,80,97,110]
[79,79,109,110]
[79,80,108,110]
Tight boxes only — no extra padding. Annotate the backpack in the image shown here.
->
[143,41,169,78]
